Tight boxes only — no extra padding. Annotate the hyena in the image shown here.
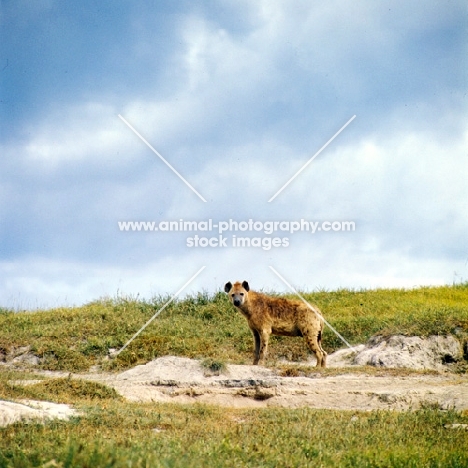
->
[224,281,327,367]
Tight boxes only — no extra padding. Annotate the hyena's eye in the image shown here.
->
[240,293,244,296]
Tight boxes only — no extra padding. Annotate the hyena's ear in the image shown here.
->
[242,281,250,292]
[224,282,233,293]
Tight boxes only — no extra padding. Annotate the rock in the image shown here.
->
[0,400,78,427]
[0,345,41,367]
[351,335,462,370]
[444,424,468,430]
[11,353,40,366]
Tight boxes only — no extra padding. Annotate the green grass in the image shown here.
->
[1,284,468,466]
[0,374,467,467]
[0,397,467,467]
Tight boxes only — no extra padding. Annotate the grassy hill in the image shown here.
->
[1,283,468,372]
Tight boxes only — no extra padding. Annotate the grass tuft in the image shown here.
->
[0,375,121,404]
[201,358,227,376]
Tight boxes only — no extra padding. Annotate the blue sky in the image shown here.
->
[1,0,467,308]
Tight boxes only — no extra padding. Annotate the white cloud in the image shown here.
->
[20,102,135,165]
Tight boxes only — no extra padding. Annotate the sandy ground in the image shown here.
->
[2,336,467,426]
[76,355,468,411]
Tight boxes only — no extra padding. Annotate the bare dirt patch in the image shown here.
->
[76,355,468,411]
[2,335,467,423]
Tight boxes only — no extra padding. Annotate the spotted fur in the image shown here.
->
[224,281,327,367]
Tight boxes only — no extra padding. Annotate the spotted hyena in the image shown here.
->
[224,281,327,367]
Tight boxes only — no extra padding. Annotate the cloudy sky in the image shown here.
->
[1,0,467,309]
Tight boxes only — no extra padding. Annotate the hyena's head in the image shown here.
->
[224,280,250,308]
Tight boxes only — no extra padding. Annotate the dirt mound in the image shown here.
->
[116,356,278,386]
[328,335,463,371]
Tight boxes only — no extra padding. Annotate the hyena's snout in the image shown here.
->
[232,295,243,307]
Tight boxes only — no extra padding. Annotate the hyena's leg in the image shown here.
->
[252,329,261,365]
[303,328,326,368]
[317,328,327,367]
[257,329,270,365]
